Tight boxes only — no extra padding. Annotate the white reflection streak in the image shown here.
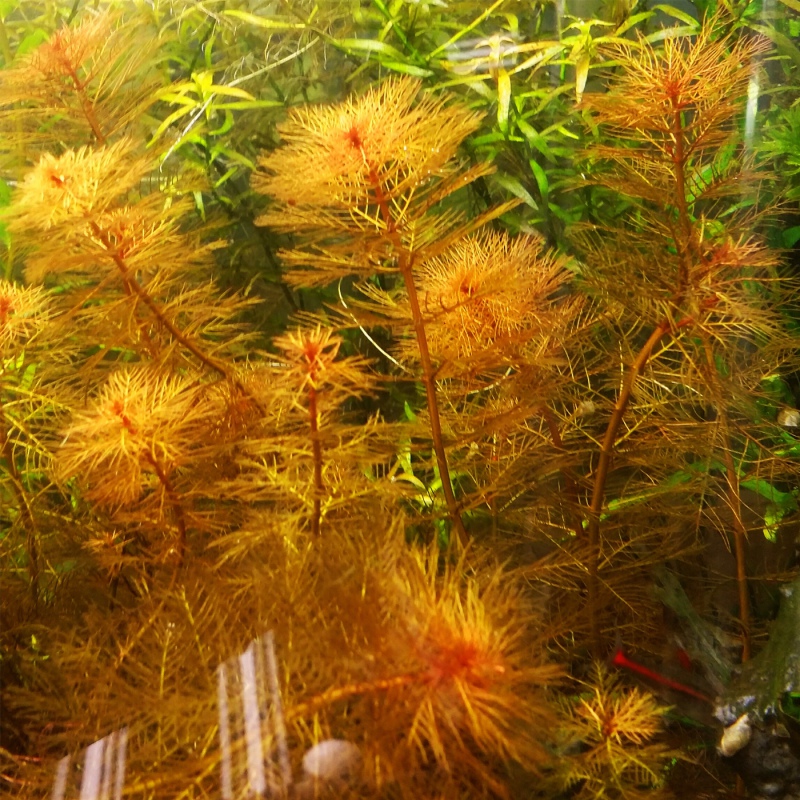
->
[217,662,234,799]
[239,642,267,795]
[113,729,127,800]
[79,739,104,800]
[51,756,70,800]
[744,70,759,152]
[100,730,114,800]
[264,632,292,793]
[445,35,518,75]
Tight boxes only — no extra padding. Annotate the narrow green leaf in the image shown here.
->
[193,191,205,221]
[528,159,549,201]
[741,478,798,512]
[548,202,574,224]
[206,85,256,101]
[394,473,428,492]
[208,110,234,137]
[517,118,554,159]
[513,44,563,76]
[494,174,538,209]
[334,38,406,60]
[150,105,197,141]
[158,91,200,105]
[379,61,434,77]
[613,10,654,36]
[210,145,256,170]
[213,167,239,189]
[645,24,698,44]
[16,29,47,56]
[214,100,285,111]
[496,68,511,132]
[555,124,579,140]
[222,10,306,29]
[575,52,590,103]
[651,4,700,25]
[777,0,800,14]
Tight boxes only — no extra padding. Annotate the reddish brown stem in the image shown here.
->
[67,67,106,145]
[722,444,751,662]
[287,673,418,722]
[308,384,323,537]
[366,165,467,545]
[144,451,187,564]
[399,258,467,546]
[669,94,703,287]
[585,92,700,650]
[587,320,671,650]
[89,221,266,416]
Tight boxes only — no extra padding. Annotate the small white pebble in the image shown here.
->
[302,739,362,782]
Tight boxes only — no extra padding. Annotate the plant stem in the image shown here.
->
[308,383,323,536]
[586,319,671,651]
[585,87,699,651]
[700,336,750,661]
[67,66,106,145]
[0,396,38,603]
[399,257,468,546]
[89,221,266,415]
[288,673,417,721]
[721,439,751,661]
[144,451,188,565]
[367,167,467,545]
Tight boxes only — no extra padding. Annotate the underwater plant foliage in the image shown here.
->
[1,2,800,799]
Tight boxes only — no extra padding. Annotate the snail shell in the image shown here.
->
[718,713,752,757]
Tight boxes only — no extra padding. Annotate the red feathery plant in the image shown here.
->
[260,532,563,797]
[1,13,265,573]
[0,12,158,597]
[393,228,584,536]
[212,324,381,549]
[253,76,525,544]
[253,76,587,545]
[4,140,262,571]
[0,11,160,158]
[0,13,569,800]
[0,280,61,602]
[568,21,796,655]
[56,368,220,563]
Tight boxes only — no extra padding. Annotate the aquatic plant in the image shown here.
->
[1,3,799,799]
